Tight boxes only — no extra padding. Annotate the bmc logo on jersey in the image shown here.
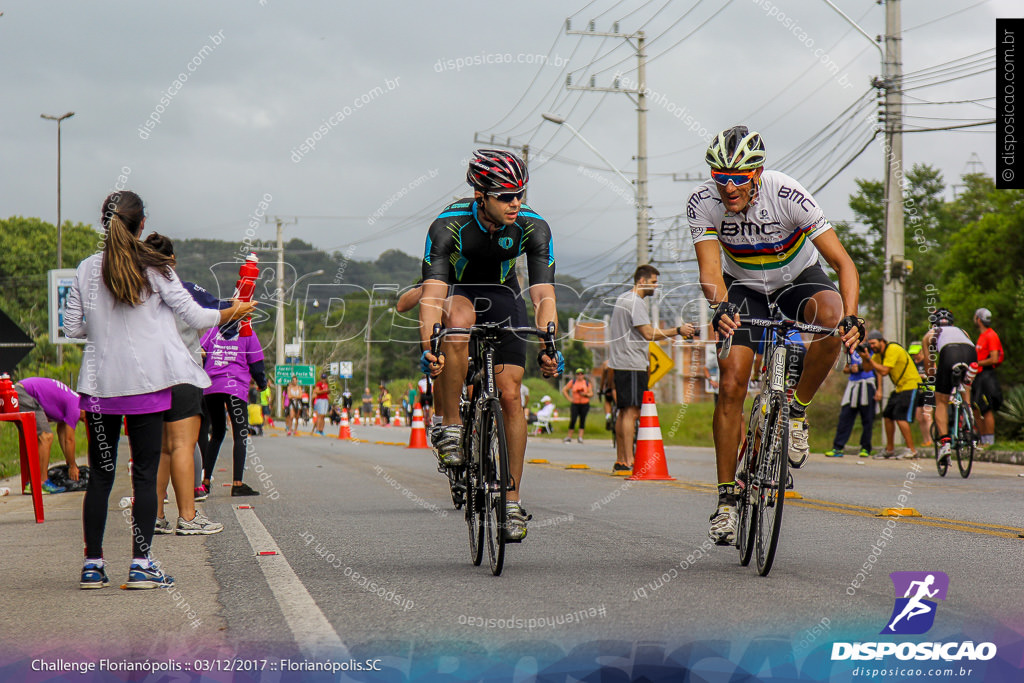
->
[720,221,782,238]
[882,571,949,635]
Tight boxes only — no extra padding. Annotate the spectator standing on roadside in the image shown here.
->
[561,368,594,444]
[14,377,82,494]
[144,232,234,532]
[973,308,1004,446]
[824,349,876,458]
[703,346,720,405]
[285,376,302,436]
[859,330,920,460]
[201,325,267,496]
[312,372,330,436]
[607,265,694,472]
[260,382,274,428]
[379,385,392,424]
[361,386,374,419]
[64,190,252,589]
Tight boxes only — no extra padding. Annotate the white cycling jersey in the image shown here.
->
[687,170,833,293]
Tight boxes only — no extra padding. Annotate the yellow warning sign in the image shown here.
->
[648,342,674,388]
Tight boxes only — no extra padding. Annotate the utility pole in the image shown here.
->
[265,216,297,372]
[881,0,905,347]
[566,20,649,268]
[41,111,74,366]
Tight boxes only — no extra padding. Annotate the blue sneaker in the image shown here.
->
[126,562,175,589]
[80,562,109,589]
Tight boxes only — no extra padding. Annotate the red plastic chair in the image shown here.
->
[0,412,44,522]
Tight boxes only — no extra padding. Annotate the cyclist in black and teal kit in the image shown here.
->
[418,149,563,542]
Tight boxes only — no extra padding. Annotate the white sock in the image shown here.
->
[431,415,443,427]
[131,557,154,569]
[84,558,104,568]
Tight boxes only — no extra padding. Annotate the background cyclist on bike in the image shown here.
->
[418,149,562,542]
[689,126,863,545]
[921,308,976,465]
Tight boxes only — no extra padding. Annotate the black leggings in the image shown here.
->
[204,393,249,482]
[83,411,163,560]
[569,403,590,430]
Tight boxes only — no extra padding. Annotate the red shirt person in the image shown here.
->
[973,308,1004,445]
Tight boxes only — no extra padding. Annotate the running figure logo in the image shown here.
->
[881,571,949,635]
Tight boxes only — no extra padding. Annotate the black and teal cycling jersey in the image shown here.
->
[421,198,555,289]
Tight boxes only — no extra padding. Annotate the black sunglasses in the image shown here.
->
[486,190,524,202]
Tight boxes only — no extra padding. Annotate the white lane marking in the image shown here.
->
[233,506,347,658]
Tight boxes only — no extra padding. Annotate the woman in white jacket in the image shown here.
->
[64,190,254,590]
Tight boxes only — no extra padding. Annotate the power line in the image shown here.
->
[903,0,992,33]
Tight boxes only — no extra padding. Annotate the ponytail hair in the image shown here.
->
[99,191,174,304]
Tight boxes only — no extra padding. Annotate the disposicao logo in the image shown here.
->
[831,571,998,663]
[882,571,948,635]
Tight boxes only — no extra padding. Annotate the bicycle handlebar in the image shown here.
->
[718,317,841,360]
[430,322,557,357]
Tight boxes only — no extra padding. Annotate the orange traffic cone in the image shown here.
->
[374,408,382,426]
[352,411,361,425]
[337,410,352,440]
[407,403,429,449]
[392,413,403,427]
[628,391,675,481]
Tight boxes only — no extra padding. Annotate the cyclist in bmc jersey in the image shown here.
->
[689,126,863,545]
[418,149,562,542]
[921,308,976,465]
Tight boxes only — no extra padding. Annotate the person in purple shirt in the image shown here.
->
[201,325,267,496]
[14,377,83,493]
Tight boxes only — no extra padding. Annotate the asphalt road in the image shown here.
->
[2,422,1022,682]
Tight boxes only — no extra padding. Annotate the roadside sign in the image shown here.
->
[48,269,82,344]
[338,361,353,378]
[648,342,675,388]
[274,364,315,385]
[329,362,339,376]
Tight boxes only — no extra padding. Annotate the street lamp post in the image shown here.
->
[542,112,647,268]
[290,269,325,364]
[40,112,74,270]
[41,111,74,366]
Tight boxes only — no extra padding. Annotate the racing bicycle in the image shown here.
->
[722,304,840,576]
[430,322,557,576]
[931,364,976,478]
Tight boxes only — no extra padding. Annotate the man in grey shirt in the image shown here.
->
[607,265,694,471]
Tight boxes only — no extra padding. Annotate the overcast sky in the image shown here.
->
[1,0,1008,284]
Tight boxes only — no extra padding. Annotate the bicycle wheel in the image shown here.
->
[755,393,789,577]
[465,413,484,566]
[935,409,949,477]
[736,397,760,567]
[955,408,974,478]
[482,400,508,576]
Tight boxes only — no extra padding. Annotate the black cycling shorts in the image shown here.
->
[973,369,1003,415]
[934,343,976,395]
[883,389,916,423]
[165,384,203,423]
[720,264,839,352]
[450,283,528,368]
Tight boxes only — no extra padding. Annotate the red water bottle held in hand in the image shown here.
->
[234,253,259,337]
[0,374,19,414]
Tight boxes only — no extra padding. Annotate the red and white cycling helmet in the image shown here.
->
[467,149,529,193]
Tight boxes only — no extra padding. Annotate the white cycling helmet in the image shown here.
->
[706,126,766,171]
